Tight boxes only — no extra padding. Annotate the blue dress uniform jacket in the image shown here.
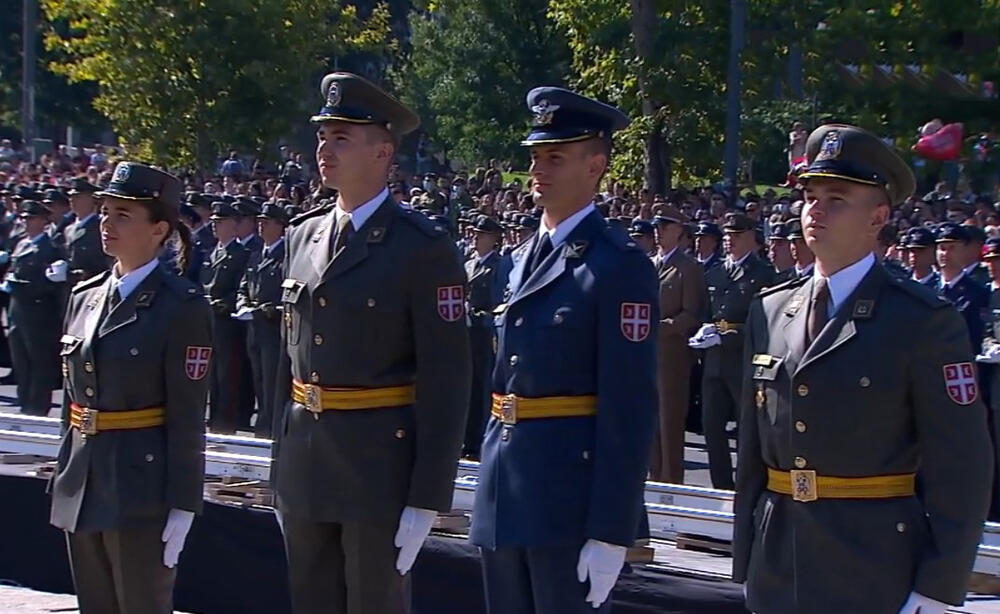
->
[733,265,992,613]
[471,210,659,549]
[939,273,989,350]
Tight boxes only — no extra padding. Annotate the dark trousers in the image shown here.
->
[66,525,175,614]
[9,307,57,415]
[464,324,495,458]
[701,368,740,490]
[247,319,281,437]
[209,315,252,433]
[281,515,410,614]
[480,544,612,614]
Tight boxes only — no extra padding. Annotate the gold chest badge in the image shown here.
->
[755,384,766,409]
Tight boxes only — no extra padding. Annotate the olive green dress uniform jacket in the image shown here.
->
[50,265,212,533]
[733,264,993,613]
[272,197,471,528]
[703,253,775,381]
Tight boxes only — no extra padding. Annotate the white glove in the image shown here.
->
[45,259,68,282]
[576,539,626,609]
[231,305,255,321]
[0,251,10,265]
[161,508,195,568]
[688,325,722,349]
[693,322,718,339]
[977,344,1000,364]
[0,280,10,294]
[896,592,949,614]
[393,506,436,575]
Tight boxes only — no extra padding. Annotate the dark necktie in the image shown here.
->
[526,233,553,278]
[107,285,123,313]
[331,213,353,257]
[808,277,830,344]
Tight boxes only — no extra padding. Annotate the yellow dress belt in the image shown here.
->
[70,403,166,436]
[292,379,416,414]
[490,393,597,425]
[766,467,916,503]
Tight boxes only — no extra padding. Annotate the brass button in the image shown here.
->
[310,371,320,384]
[145,453,155,463]
[394,429,406,439]
[367,298,376,308]
[797,384,809,397]
[129,348,139,356]
[859,376,871,388]
[314,334,323,346]
[794,456,807,469]
[501,429,510,442]
[795,421,807,433]
[553,313,564,324]
[514,317,524,327]
[896,522,906,533]
[318,297,327,307]
[509,355,519,366]
[85,387,94,397]
[84,362,94,373]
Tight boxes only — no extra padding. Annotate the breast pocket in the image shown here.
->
[281,278,306,346]
[751,354,784,425]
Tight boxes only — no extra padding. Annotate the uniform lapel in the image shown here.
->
[510,210,600,307]
[781,277,812,375]
[98,267,163,338]
[309,211,336,278]
[507,234,536,296]
[323,197,395,282]
[795,264,886,375]
[83,276,112,347]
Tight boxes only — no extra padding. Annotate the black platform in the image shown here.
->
[0,472,747,614]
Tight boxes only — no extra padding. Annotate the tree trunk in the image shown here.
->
[629,0,670,193]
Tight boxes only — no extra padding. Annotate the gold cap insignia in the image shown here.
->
[531,100,559,126]
[815,130,842,161]
[326,83,342,107]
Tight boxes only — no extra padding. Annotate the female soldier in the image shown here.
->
[49,161,213,614]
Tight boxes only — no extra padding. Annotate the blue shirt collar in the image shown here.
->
[335,187,389,232]
[110,258,160,301]
[538,203,595,248]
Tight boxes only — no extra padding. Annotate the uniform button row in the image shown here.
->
[793,456,807,469]
[509,355,519,366]
[318,297,327,307]
[314,334,323,346]
[795,421,807,433]
[84,362,94,373]
[310,371,320,383]
[797,384,809,397]
[514,317,524,327]
[394,429,406,439]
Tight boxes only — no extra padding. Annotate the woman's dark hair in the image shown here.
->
[139,199,192,274]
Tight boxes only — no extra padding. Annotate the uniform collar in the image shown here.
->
[726,250,752,269]
[264,237,284,256]
[915,271,937,285]
[110,258,160,301]
[238,233,257,245]
[538,202,595,248]
[814,252,875,315]
[75,212,97,227]
[795,262,814,277]
[940,269,966,289]
[336,187,389,231]
[964,262,981,275]
[659,246,678,264]
[28,232,45,245]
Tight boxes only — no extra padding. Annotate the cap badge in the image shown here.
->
[112,163,131,184]
[531,100,559,126]
[326,82,342,107]
[816,130,842,161]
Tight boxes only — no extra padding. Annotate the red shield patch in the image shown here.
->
[437,285,465,322]
[185,346,212,381]
[943,362,977,405]
[621,302,651,342]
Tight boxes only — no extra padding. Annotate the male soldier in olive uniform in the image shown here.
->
[236,202,288,437]
[463,215,505,459]
[734,125,992,614]
[201,201,252,433]
[689,212,775,490]
[651,207,705,484]
[63,178,110,283]
[5,200,64,415]
[272,73,470,614]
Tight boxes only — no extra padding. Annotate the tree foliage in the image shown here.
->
[42,0,393,168]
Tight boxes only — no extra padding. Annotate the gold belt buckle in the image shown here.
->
[500,394,518,425]
[78,408,98,437]
[302,384,324,417]
[790,469,818,503]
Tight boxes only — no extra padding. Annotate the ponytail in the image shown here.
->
[172,223,193,275]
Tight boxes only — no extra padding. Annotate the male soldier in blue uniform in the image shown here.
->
[902,226,939,287]
[470,87,658,614]
[935,222,989,350]
[63,178,109,283]
[787,220,815,279]
[463,216,505,459]
[768,222,795,282]
[734,125,992,614]
[693,221,723,271]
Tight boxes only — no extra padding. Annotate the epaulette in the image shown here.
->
[289,203,334,227]
[600,224,643,253]
[70,270,109,294]
[758,274,808,298]
[399,208,449,238]
[885,274,949,308]
[161,270,204,301]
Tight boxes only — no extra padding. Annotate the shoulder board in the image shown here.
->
[70,270,110,294]
[398,208,449,238]
[600,224,643,252]
[160,270,204,300]
[289,204,334,227]
[759,274,808,298]
[886,274,949,308]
